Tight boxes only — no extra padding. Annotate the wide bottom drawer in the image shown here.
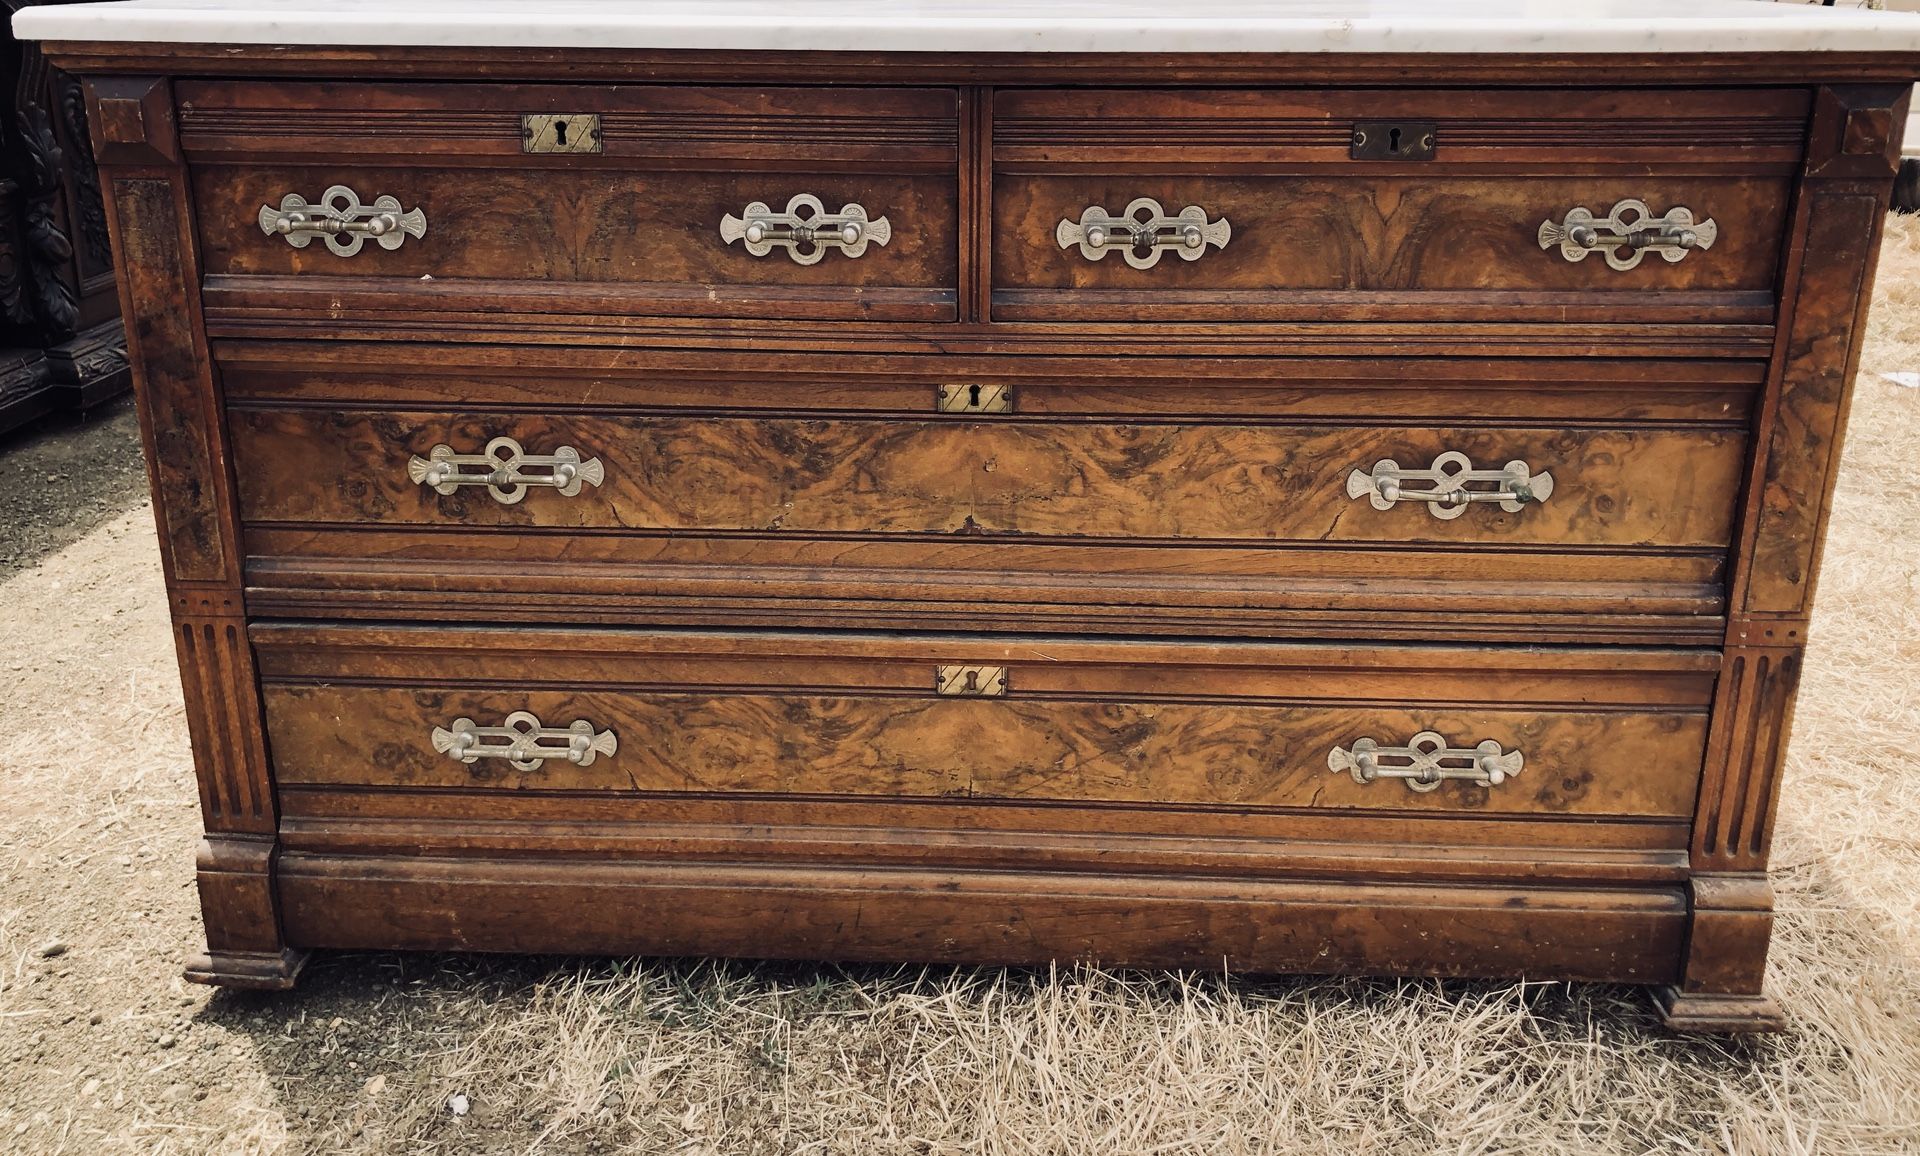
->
[255,625,1716,840]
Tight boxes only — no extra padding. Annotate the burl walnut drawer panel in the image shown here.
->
[992,88,1806,325]
[254,626,1715,825]
[177,82,959,322]
[230,408,1744,550]
[218,347,1754,641]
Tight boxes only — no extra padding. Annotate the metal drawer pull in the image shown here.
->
[1056,198,1230,269]
[407,435,604,506]
[1329,732,1523,794]
[1346,451,1553,520]
[1538,199,1716,271]
[432,711,618,772]
[258,184,426,257]
[720,194,891,264]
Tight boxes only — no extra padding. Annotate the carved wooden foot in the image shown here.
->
[1657,874,1785,1032]
[1652,986,1786,1034]
[185,947,310,990]
[192,835,305,989]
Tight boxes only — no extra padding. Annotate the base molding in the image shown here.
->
[1651,985,1787,1033]
[184,946,311,990]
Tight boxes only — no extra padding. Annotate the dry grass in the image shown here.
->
[6,219,1920,1155]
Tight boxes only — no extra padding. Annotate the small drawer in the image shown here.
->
[179,81,960,323]
[991,87,1806,326]
[256,626,1716,824]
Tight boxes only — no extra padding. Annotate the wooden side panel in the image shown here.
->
[1741,194,1880,613]
[87,76,302,988]
[110,174,229,582]
[1669,85,1909,1029]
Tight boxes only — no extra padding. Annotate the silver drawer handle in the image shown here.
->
[258,184,426,257]
[1329,732,1523,794]
[1346,451,1553,520]
[432,711,617,772]
[720,194,891,264]
[1538,199,1716,271]
[1056,197,1230,269]
[407,436,604,507]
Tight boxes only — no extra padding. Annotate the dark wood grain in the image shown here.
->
[278,854,1686,985]
[41,43,1920,85]
[194,167,957,321]
[228,408,1746,549]
[50,45,1915,1020]
[212,342,1768,422]
[252,624,1712,821]
[992,87,1811,171]
[993,175,1788,320]
[263,684,1706,818]
[175,81,961,169]
[277,790,1691,886]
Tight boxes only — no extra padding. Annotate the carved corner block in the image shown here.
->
[186,834,308,990]
[83,76,177,166]
[1807,85,1910,179]
[1656,875,1785,1032]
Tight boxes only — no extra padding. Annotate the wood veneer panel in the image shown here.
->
[227,409,1746,549]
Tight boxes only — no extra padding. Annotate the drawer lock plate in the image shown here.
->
[936,384,1013,414]
[1350,122,1436,161]
[936,665,1009,697]
[523,113,603,154]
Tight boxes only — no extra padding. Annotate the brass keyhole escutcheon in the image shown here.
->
[522,113,603,154]
[936,383,1013,414]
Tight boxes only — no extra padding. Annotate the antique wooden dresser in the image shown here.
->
[19,0,1920,1032]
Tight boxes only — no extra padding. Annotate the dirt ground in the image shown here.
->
[4,220,1920,1155]
[0,398,147,582]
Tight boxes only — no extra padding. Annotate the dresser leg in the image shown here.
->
[1651,987,1785,1034]
[183,834,309,990]
[1653,874,1785,1033]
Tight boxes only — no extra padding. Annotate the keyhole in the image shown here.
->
[967,384,982,408]
[963,670,979,692]
[1388,127,1402,154]
[552,119,569,146]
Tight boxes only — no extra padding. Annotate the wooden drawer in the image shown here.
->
[178,82,960,322]
[224,348,1748,640]
[256,626,1715,827]
[991,88,1806,326]
[231,406,1744,549]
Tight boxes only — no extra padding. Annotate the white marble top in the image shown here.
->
[13,0,1920,54]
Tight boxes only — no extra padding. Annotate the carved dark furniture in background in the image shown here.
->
[0,0,125,436]
[19,1,1920,1033]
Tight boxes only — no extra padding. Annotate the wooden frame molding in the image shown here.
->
[87,74,305,988]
